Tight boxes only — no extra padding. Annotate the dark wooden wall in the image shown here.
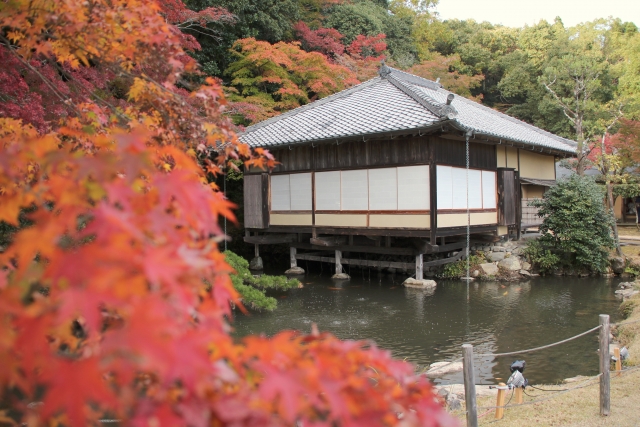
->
[259,134,497,174]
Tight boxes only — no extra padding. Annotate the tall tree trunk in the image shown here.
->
[608,181,623,257]
[575,118,585,176]
[601,132,622,257]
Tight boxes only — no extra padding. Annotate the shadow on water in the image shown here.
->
[232,272,622,385]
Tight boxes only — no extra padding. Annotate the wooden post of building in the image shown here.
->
[462,344,478,427]
[495,383,506,420]
[290,247,297,269]
[514,387,523,405]
[599,314,610,416]
[335,250,342,275]
[614,347,622,377]
[415,254,423,280]
[348,235,354,246]
[385,236,391,247]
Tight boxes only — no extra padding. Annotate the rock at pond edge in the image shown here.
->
[498,257,521,271]
[285,266,305,275]
[403,278,437,289]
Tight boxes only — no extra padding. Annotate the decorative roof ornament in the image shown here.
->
[438,94,458,119]
[378,60,392,78]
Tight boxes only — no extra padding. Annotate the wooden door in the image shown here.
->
[244,174,269,229]
[497,169,518,226]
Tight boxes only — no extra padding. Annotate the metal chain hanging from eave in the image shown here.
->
[466,131,471,282]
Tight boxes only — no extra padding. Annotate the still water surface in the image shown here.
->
[232,274,622,385]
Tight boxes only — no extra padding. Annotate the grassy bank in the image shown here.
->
[450,285,640,426]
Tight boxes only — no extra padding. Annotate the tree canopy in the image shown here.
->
[0,0,452,425]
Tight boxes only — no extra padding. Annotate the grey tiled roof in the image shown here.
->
[239,65,577,155]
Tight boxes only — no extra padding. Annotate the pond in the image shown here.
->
[232,273,623,386]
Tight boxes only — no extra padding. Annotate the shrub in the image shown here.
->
[440,253,485,278]
[224,250,300,310]
[529,175,615,272]
[620,299,639,319]
[522,240,561,274]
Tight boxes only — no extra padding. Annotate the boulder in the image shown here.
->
[285,266,305,275]
[487,252,506,262]
[480,263,499,276]
[435,384,497,400]
[404,278,437,289]
[425,361,463,377]
[609,256,626,274]
[615,288,639,300]
[249,256,263,270]
[499,257,522,271]
[520,270,532,277]
[492,246,506,252]
[619,282,635,289]
[521,261,531,271]
[332,273,351,280]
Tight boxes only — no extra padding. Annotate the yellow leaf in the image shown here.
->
[7,30,24,42]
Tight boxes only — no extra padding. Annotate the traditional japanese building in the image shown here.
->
[238,64,576,278]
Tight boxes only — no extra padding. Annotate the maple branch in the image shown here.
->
[0,35,82,118]
[543,75,576,124]
[48,60,132,122]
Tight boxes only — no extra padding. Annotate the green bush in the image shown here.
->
[624,265,640,276]
[224,250,300,311]
[529,175,615,273]
[522,240,561,274]
[440,254,485,278]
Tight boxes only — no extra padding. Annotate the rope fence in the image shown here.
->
[460,313,638,427]
[474,325,602,358]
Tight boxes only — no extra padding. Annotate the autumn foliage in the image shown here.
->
[0,0,452,426]
[226,37,359,122]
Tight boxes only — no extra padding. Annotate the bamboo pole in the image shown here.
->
[495,383,506,420]
[514,387,523,404]
[599,314,610,416]
[462,344,478,427]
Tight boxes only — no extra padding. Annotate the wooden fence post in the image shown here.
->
[462,344,478,427]
[614,347,621,377]
[495,383,506,420]
[599,314,610,416]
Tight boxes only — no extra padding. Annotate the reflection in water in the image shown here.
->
[232,275,621,385]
